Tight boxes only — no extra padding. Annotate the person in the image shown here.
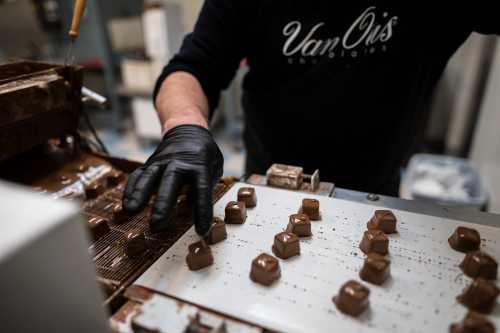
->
[123,1,499,236]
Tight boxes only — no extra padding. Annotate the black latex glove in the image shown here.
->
[123,125,223,235]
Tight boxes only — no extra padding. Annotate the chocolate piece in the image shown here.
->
[359,230,389,255]
[359,253,391,285]
[300,198,321,220]
[250,253,281,286]
[266,164,304,190]
[125,230,147,257]
[449,311,495,333]
[176,194,190,217]
[77,164,88,172]
[286,213,312,237]
[449,227,481,253]
[186,240,214,271]
[237,187,257,208]
[60,175,71,185]
[85,183,105,199]
[333,280,370,317]
[460,251,498,280]
[106,171,124,188]
[112,203,129,223]
[272,232,300,259]
[204,217,227,245]
[224,201,247,224]
[367,210,397,234]
[457,278,500,314]
[87,216,110,242]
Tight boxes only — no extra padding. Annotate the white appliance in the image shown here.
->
[0,181,109,333]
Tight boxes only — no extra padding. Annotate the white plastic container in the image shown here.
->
[401,154,489,210]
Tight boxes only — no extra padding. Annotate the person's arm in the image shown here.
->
[123,0,257,236]
[155,71,209,134]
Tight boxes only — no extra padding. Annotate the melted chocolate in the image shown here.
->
[449,311,495,333]
[460,251,498,280]
[300,198,321,221]
[367,210,397,234]
[457,278,500,314]
[237,187,257,208]
[359,230,389,255]
[204,217,227,245]
[272,232,300,260]
[449,227,481,253]
[224,201,247,224]
[333,280,370,317]
[286,213,312,237]
[359,253,391,285]
[186,240,214,271]
[250,253,281,286]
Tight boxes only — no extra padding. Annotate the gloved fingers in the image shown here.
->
[150,163,185,232]
[192,168,214,236]
[123,164,163,214]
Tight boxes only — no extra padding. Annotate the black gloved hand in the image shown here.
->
[123,125,223,235]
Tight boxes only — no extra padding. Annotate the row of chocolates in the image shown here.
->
[333,210,398,317]
[448,226,499,333]
[250,198,321,286]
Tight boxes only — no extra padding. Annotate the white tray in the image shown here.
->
[135,183,500,333]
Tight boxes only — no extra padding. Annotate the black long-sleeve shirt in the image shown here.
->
[154,1,499,195]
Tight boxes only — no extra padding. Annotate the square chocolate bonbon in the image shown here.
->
[333,280,370,317]
[87,216,110,242]
[237,187,257,208]
[125,230,147,257]
[286,213,312,237]
[300,198,321,220]
[186,240,214,271]
[224,201,247,224]
[367,210,397,234]
[449,227,481,253]
[272,232,300,259]
[205,217,227,245]
[457,278,500,314]
[250,253,281,286]
[460,251,498,280]
[359,253,391,285]
[359,230,389,255]
[449,311,495,333]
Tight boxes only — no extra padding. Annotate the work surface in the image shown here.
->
[134,183,500,333]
